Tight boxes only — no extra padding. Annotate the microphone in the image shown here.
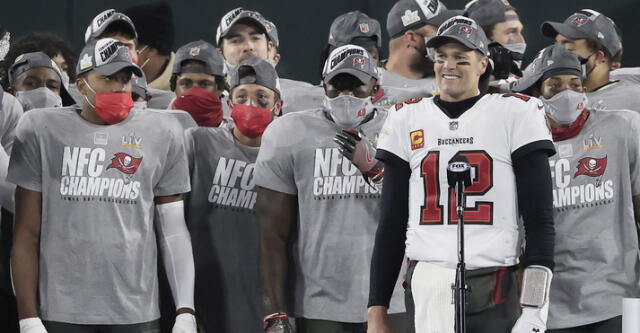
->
[447,155,472,188]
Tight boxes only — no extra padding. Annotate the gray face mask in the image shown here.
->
[16,87,63,111]
[503,42,527,55]
[541,89,588,125]
[322,94,374,129]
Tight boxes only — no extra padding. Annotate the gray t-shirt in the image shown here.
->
[254,108,405,322]
[147,87,176,110]
[611,67,640,85]
[0,92,24,154]
[547,109,640,329]
[184,126,263,333]
[587,80,640,111]
[7,106,191,325]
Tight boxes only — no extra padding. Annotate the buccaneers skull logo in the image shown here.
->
[107,152,143,175]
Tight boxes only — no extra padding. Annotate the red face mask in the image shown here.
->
[172,87,223,127]
[82,79,134,124]
[231,104,273,138]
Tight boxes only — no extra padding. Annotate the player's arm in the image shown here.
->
[256,186,297,315]
[11,186,42,320]
[633,196,640,227]
[367,150,410,333]
[154,194,197,331]
[334,129,384,184]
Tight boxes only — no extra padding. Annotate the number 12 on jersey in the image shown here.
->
[420,150,494,225]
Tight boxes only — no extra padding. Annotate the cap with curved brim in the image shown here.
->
[324,68,373,85]
[510,44,584,93]
[95,61,143,77]
[427,36,477,54]
[541,21,590,40]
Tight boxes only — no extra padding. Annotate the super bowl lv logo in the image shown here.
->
[60,146,141,200]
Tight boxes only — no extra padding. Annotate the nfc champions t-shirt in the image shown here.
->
[184,126,263,333]
[255,108,406,322]
[8,106,190,325]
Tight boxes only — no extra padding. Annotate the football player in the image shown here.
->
[255,45,406,333]
[367,16,555,333]
[9,38,196,333]
[511,44,640,333]
[185,57,282,333]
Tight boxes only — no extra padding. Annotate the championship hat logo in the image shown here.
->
[107,152,143,175]
[574,156,607,178]
[459,25,473,35]
[189,47,201,56]
[353,56,366,66]
[359,23,370,33]
[572,15,589,26]
[410,129,425,150]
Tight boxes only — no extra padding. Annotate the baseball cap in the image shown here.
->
[541,9,622,57]
[76,38,143,77]
[8,51,75,105]
[216,8,279,47]
[386,0,448,39]
[173,40,224,76]
[84,9,137,42]
[328,11,382,48]
[229,57,280,96]
[322,44,378,85]
[511,44,584,93]
[465,0,518,27]
[426,16,490,56]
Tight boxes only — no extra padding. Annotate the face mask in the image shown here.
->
[16,87,63,111]
[135,45,149,67]
[82,79,134,124]
[322,94,373,129]
[503,42,527,55]
[60,71,70,89]
[541,89,588,125]
[231,104,273,138]
[171,87,223,127]
[424,36,435,60]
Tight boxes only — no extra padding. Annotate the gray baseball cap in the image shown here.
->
[132,72,149,99]
[426,16,490,56]
[511,44,584,93]
[173,40,224,76]
[216,8,279,48]
[386,0,447,39]
[84,9,137,42]
[8,51,75,105]
[76,38,143,77]
[541,9,622,57]
[465,0,518,28]
[230,57,280,96]
[328,11,382,48]
[322,44,378,85]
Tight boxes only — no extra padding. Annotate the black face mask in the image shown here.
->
[578,52,597,78]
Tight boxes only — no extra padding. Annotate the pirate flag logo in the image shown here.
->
[574,156,607,186]
[107,152,143,175]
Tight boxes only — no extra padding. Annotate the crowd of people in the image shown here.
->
[0,0,638,332]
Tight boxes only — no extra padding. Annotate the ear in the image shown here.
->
[272,52,281,66]
[226,97,234,110]
[595,50,608,64]
[403,31,418,48]
[478,56,489,76]
[273,99,283,117]
[76,77,86,94]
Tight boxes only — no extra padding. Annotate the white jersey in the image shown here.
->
[377,93,554,269]
[587,79,640,111]
[610,67,640,85]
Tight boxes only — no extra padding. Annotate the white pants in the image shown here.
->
[410,261,457,333]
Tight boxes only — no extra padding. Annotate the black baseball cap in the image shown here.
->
[173,40,224,76]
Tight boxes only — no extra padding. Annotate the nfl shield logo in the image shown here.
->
[573,16,588,26]
[459,26,473,35]
[449,121,458,131]
[189,47,200,56]
[359,23,370,33]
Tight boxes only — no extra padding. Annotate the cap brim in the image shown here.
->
[323,68,373,85]
[541,21,590,40]
[427,36,477,53]
[220,17,267,40]
[95,62,143,77]
[510,73,541,93]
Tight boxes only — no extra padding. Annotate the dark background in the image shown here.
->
[1,0,637,83]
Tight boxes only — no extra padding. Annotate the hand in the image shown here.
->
[367,306,394,333]
[19,317,47,333]
[334,129,384,184]
[264,312,294,333]
[172,313,197,333]
[511,303,549,333]
[488,42,523,80]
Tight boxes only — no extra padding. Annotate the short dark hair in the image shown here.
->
[1,32,77,90]
[585,38,613,64]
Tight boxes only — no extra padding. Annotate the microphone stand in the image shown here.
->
[454,179,467,333]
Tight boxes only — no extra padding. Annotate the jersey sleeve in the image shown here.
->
[254,119,297,195]
[376,105,411,162]
[626,112,640,196]
[7,112,41,191]
[0,92,24,155]
[508,96,556,160]
[154,120,191,197]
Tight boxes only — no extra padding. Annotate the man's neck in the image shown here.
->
[233,127,261,147]
[385,52,423,80]
[439,89,481,103]
[143,54,170,84]
[80,104,108,125]
[584,66,611,93]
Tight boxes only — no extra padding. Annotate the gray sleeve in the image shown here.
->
[7,113,41,192]
[254,120,297,195]
[184,128,196,173]
[0,93,25,155]
[627,113,640,196]
[154,122,191,197]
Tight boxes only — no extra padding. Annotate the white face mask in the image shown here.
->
[16,87,63,111]
[503,42,527,55]
[541,89,588,125]
[322,94,374,129]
